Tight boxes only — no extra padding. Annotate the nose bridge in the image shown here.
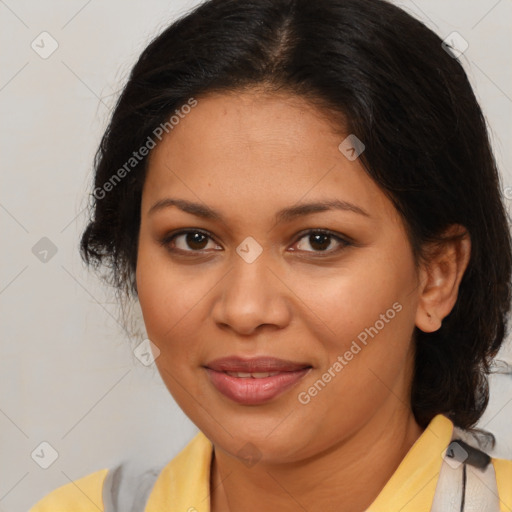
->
[212,238,291,334]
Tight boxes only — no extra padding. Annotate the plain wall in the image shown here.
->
[1,1,511,510]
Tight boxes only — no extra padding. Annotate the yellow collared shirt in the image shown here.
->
[29,414,512,512]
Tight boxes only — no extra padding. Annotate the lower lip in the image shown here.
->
[205,368,311,405]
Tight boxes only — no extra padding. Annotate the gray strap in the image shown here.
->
[430,446,464,511]
[465,463,500,511]
[102,460,162,512]
[431,426,500,512]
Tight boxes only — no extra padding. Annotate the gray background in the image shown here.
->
[1,1,511,510]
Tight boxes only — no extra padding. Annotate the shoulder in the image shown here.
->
[27,433,210,512]
[145,431,213,511]
[28,468,109,512]
[492,456,512,511]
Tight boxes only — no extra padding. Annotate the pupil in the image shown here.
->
[187,232,207,250]
[310,233,330,251]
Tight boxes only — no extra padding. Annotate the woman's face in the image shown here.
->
[136,89,423,463]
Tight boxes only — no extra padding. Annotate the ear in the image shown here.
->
[415,224,471,333]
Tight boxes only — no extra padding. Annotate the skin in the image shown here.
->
[136,88,471,512]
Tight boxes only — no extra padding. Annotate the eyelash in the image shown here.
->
[159,228,352,256]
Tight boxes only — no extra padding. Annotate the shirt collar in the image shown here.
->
[145,414,453,512]
[367,413,454,511]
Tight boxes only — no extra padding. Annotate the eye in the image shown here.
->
[291,229,351,254]
[160,229,222,253]
[159,228,352,256]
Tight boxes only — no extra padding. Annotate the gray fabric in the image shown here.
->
[102,459,162,512]
[431,425,500,512]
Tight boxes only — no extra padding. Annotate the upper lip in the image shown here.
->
[204,356,312,373]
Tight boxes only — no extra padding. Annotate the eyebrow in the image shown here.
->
[148,197,371,222]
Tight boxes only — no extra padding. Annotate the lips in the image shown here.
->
[204,356,312,405]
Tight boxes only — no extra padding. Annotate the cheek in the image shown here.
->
[292,250,417,401]
[136,239,194,345]
[135,246,205,406]
[288,251,413,350]
[135,237,223,370]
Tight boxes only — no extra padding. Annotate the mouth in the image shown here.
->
[203,356,312,405]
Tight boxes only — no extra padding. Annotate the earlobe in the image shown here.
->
[415,225,471,333]
[417,309,442,333]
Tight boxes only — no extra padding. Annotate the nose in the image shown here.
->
[211,248,292,336]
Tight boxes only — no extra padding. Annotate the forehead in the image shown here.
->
[150,89,345,159]
[142,90,396,223]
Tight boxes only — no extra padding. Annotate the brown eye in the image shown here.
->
[181,232,209,250]
[161,230,221,253]
[293,230,351,254]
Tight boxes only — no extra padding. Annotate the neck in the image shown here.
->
[210,406,424,512]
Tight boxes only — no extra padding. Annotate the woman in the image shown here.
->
[30,0,512,510]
